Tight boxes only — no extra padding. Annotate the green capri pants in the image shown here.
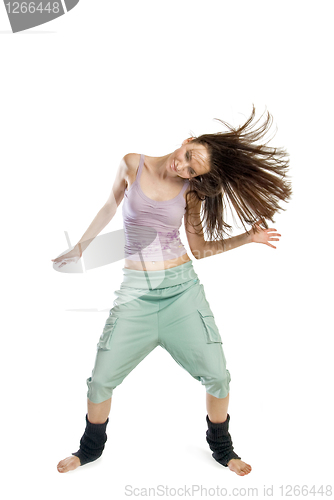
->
[86,260,231,403]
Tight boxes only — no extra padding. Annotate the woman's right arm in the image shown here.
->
[51,155,131,266]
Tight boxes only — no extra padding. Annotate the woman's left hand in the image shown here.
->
[250,220,281,249]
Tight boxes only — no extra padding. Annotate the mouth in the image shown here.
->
[171,160,177,172]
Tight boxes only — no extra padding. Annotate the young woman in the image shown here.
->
[53,106,292,476]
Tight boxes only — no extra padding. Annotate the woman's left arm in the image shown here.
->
[195,221,281,259]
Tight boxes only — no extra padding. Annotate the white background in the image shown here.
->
[1,0,333,498]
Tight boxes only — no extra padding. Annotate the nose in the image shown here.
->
[176,161,186,173]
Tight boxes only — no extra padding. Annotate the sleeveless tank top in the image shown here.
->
[122,154,190,262]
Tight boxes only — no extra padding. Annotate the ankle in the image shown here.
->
[207,414,228,424]
[87,416,109,425]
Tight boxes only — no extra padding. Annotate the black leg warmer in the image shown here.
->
[206,413,241,467]
[72,414,109,466]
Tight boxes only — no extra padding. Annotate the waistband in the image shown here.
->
[121,260,198,289]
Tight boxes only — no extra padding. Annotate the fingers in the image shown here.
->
[52,259,65,268]
[267,230,281,237]
[256,225,281,236]
[53,257,79,268]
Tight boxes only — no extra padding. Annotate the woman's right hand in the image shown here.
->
[51,244,82,269]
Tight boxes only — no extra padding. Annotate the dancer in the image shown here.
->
[53,106,292,475]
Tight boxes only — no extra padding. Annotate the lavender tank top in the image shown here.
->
[122,154,190,261]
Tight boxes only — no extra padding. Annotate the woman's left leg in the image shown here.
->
[158,279,252,476]
[206,391,252,475]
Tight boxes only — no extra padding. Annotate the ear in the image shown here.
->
[182,137,195,146]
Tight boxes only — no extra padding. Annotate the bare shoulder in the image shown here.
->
[117,153,140,189]
[122,153,141,175]
[103,154,140,208]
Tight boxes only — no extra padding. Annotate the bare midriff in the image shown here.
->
[124,252,192,271]
[124,154,192,271]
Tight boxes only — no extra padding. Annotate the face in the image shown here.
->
[169,138,210,179]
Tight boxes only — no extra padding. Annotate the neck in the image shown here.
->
[150,153,174,179]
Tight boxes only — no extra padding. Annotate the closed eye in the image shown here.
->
[185,151,196,176]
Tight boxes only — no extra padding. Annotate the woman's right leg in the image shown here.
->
[57,312,157,473]
[57,275,158,474]
[57,397,112,473]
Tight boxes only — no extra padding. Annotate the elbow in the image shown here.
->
[191,248,203,260]
[103,203,117,218]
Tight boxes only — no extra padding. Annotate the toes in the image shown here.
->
[57,457,74,473]
[237,462,252,475]
[242,465,252,474]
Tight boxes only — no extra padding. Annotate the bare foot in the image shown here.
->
[227,458,252,476]
[57,455,81,473]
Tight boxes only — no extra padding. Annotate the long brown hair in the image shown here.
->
[185,105,292,248]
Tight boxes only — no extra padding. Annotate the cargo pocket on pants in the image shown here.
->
[97,315,119,350]
[197,308,223,343]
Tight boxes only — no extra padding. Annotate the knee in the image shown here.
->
[86,376,114,404]
[203,370,231,399]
